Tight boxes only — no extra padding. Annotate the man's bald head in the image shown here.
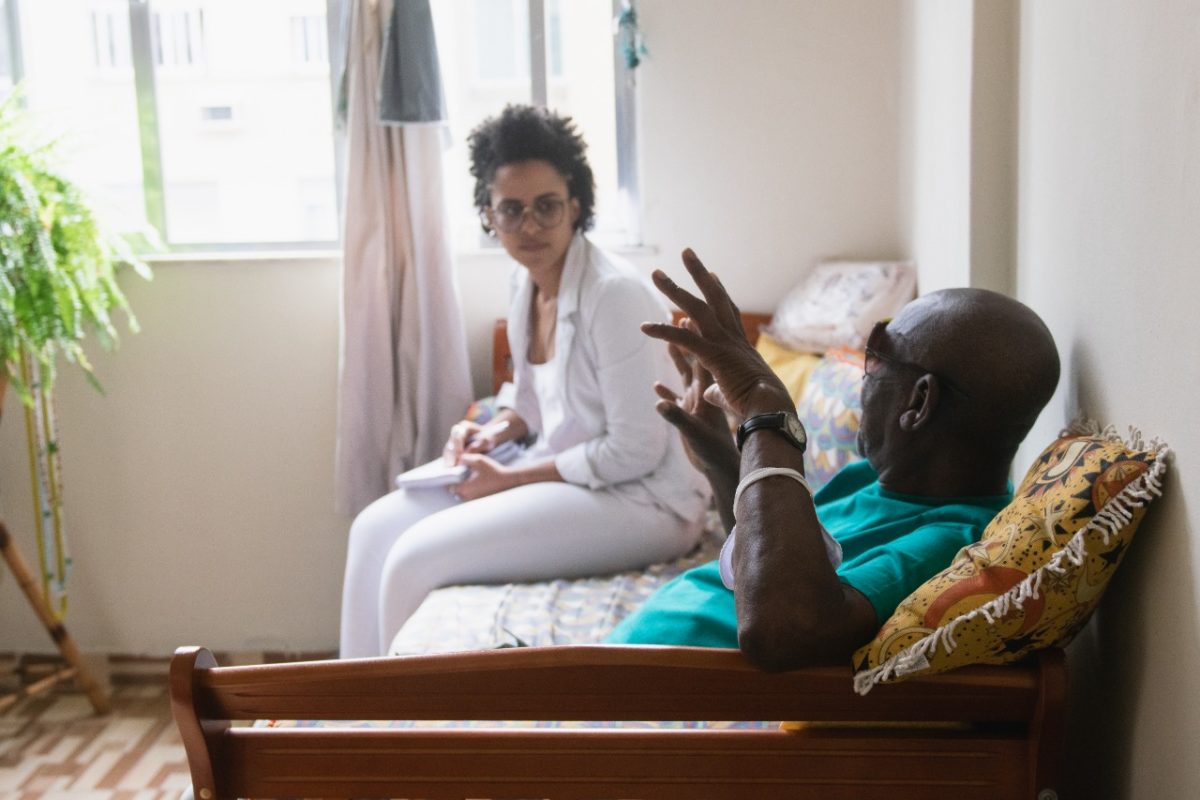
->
[887,288,1060,460]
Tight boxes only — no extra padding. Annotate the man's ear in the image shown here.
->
[899,375,940,432]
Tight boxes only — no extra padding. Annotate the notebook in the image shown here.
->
[395,441,524,490]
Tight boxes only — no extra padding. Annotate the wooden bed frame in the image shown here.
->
[171,644,1066,800]
[170,308,1067,799]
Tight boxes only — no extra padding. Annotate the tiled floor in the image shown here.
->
[0,676,190,800]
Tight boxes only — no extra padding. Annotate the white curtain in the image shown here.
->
[335,0,473,515]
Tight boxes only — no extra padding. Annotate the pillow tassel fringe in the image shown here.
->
[853,427,1170,696]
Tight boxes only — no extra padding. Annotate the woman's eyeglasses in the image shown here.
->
[486,196,567,233]
[864,319,972,398]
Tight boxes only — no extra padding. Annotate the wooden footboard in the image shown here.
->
[170,645,1066,800]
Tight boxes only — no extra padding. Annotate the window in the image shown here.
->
[199,104,232,122]
[150,6,204,70]
[435,0,639,248]
[91,7,132,71]
[5,0,339,250]
[1,0,636,253]
[290,14,327,67]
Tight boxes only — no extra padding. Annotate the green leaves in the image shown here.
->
[0,91,151,403]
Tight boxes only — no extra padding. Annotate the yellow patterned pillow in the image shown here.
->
[754,331,822,405]
[852,423,1170,695]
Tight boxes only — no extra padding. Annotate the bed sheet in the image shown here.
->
[387,513,725,656]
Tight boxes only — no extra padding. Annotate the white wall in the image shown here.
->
[1,258,345,654]
[1015,2,1200,797]
[902,0,1017,295]
[903,0,974,291]
[635,0,906,314]
[0,0,907,655]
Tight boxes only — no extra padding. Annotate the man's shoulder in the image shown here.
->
[815,460,877,501]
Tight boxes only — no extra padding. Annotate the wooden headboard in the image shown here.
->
[492,310,772,394]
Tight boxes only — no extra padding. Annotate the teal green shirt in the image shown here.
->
[606,461,1011,648]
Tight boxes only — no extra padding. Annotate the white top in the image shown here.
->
[500,233,711,521]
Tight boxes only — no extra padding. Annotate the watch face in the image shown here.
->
[786,414,807,445]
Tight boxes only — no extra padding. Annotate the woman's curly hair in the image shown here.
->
[468,104,596,233]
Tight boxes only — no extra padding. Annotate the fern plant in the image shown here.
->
[0,91,151,403]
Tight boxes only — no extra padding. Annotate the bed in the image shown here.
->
[171,644,1065,799]
[170,310,1068,799]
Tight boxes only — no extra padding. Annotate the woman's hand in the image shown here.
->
[641,249,793,420]
[443,420,483,465]
[453,454,516,501]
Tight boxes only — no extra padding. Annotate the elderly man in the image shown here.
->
[606,250,1060,670]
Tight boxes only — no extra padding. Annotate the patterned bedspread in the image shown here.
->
[388,514,726,655]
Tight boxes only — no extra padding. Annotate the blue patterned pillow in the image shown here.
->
[797,347,865,491]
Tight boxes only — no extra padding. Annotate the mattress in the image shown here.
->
[388,515,725,656]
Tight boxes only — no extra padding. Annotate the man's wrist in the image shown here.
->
[704,445,741,478]
[741,384,795,418]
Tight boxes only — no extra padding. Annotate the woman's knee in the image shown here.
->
[345,503,394,566]
[347,490,441,561]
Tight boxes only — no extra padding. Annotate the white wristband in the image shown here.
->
[733,467,811,516]
[719,467,842,591]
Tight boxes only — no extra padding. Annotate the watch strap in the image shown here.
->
[736,411,806,452]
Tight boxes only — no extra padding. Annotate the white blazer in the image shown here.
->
[502,233,711,522]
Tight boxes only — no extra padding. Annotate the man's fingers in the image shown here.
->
[653,382,680,403]
[703,383,736,416]
[650,269,716,328]
[655,399,699,433]
[674,252,724,321]
[666,343,693,384]
[710,273,748,338]
[641,320,706,353]
[680,249,741,333]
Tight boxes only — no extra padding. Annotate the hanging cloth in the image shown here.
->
[333,0,473,515]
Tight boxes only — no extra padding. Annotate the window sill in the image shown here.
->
[455,242,660,259]
[142,249,341,264]
[142,243,660,265]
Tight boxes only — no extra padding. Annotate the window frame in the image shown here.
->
[1,0,641,254]
[2,0,23,87]
[126,0,340,254]
[482,0,641,247]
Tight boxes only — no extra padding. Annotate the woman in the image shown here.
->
[339,105,711,658]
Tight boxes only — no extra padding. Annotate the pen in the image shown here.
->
[473,420,511,441]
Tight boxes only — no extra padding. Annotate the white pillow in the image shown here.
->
[765,261,917,353]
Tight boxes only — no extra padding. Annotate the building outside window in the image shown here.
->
[91,5,133,71]
[1,0,635,253]
[290,14,327,67]
[151,6,205,70]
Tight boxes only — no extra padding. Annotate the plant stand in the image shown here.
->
[0,519,110,714]
[0,378,110,715]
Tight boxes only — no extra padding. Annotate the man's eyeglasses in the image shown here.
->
[864,319,972,398]
[486,196,567,233]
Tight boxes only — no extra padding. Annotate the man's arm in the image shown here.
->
[641,249,877,669]
[733,423,878,670]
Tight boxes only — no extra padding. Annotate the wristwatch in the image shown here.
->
[736,411,807,453]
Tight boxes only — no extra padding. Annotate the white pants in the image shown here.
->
[339,481,703,658]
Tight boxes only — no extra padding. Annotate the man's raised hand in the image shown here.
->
[641,249,792,421]
[654,340,738,479]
